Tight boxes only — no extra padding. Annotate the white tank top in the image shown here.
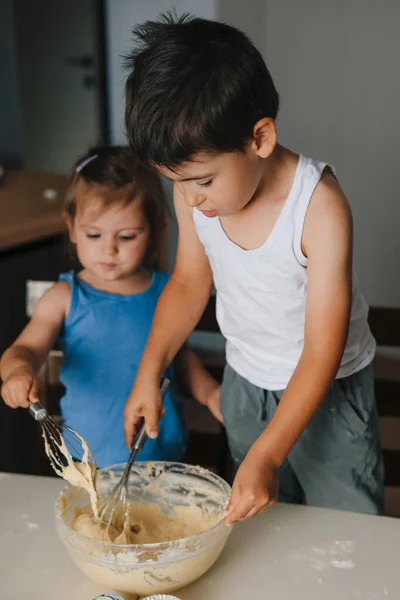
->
[193,154,376,390]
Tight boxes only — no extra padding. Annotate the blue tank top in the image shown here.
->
[58,271,187,468]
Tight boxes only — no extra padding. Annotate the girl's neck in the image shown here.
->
[78,267,153,295]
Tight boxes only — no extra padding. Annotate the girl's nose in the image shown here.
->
[103,239,117,255]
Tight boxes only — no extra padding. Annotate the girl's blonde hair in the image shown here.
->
[65,145,167,268]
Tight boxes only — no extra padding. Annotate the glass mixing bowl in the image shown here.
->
[55,462,232,599]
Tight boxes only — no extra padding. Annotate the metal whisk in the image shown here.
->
[99,377,171,529]
[28,402,95,475]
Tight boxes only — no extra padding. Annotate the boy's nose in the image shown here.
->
[185,193,205,208]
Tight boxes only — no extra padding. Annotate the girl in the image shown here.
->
[0,146,221,467]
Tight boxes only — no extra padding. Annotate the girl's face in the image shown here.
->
[66,196,151,282]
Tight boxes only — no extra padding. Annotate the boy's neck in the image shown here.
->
[254,144,299,206]
[219,145,300,251]
[78,267,153,295]
[224,144,299,222]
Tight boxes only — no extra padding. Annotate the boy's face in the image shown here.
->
[158,143,266,218]
[66,196,151,282]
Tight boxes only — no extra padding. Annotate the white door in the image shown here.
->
[13,0,104,174]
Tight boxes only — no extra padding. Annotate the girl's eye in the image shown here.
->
[197,179,213,188]
[120,235,136,241]
[86,233,100,239]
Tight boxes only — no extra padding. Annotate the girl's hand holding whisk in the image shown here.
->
[1,365,40,409]
[1,282,67,411]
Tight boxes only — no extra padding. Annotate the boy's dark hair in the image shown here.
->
[65,145,167,268]
[124,13,279,169]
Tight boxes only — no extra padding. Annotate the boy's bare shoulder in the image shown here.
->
[302,168,352,257]
[308,168,352,224]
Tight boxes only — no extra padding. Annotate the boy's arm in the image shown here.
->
[227,171,353,524]
[175,345,223,424]
[0,282,69,408]
[124,186,214,445]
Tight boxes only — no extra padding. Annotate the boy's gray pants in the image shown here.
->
[220,363,385,514]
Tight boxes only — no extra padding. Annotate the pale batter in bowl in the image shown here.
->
[56,462,232,598]
[72,500,216,545]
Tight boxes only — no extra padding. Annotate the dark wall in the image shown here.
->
[0,0,23,168]
[0,236,74,474]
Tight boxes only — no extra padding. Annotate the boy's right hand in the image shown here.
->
[1,366,40,409]
[124,378,163,448]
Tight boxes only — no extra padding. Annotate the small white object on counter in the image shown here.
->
[43,187,58,201]
[92,595,180,600]
[91,594,181,600]
[92,595,125,600]
[142,596,181,600]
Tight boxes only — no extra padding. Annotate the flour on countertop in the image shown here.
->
[290,539,356,571]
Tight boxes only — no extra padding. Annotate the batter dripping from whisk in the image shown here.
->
[28,402,218,546]
[40,420,137,540]
[39,414,211,545]
[41,424,99,520]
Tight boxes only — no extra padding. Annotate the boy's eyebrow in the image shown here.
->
[178,173,214,182]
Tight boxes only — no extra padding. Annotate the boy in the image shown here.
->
[123,14,384,524]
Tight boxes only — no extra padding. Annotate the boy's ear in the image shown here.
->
[63,212,76,243]
[252,118,277,158]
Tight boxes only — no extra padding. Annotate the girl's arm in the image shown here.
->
[175,344,223,423]
[0,281,70,408]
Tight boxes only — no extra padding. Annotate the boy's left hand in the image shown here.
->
[225,449,279,526]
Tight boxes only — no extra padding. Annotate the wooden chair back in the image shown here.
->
[369,307,400,492]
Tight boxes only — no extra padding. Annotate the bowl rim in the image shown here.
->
[55,460,232,552]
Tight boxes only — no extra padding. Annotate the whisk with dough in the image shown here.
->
[29,401,99,517]
[29,401,95,470]
[99,377,171,531]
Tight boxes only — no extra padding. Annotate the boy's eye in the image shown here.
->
[86,233,100,239]
[197,179,213,188]
[119,235,136,241]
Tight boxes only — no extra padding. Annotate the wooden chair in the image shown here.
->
[368,307,400,512]
[26,280,64,417]
[26,281,64,475]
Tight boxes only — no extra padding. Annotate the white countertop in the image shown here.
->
[1,472,399,600]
